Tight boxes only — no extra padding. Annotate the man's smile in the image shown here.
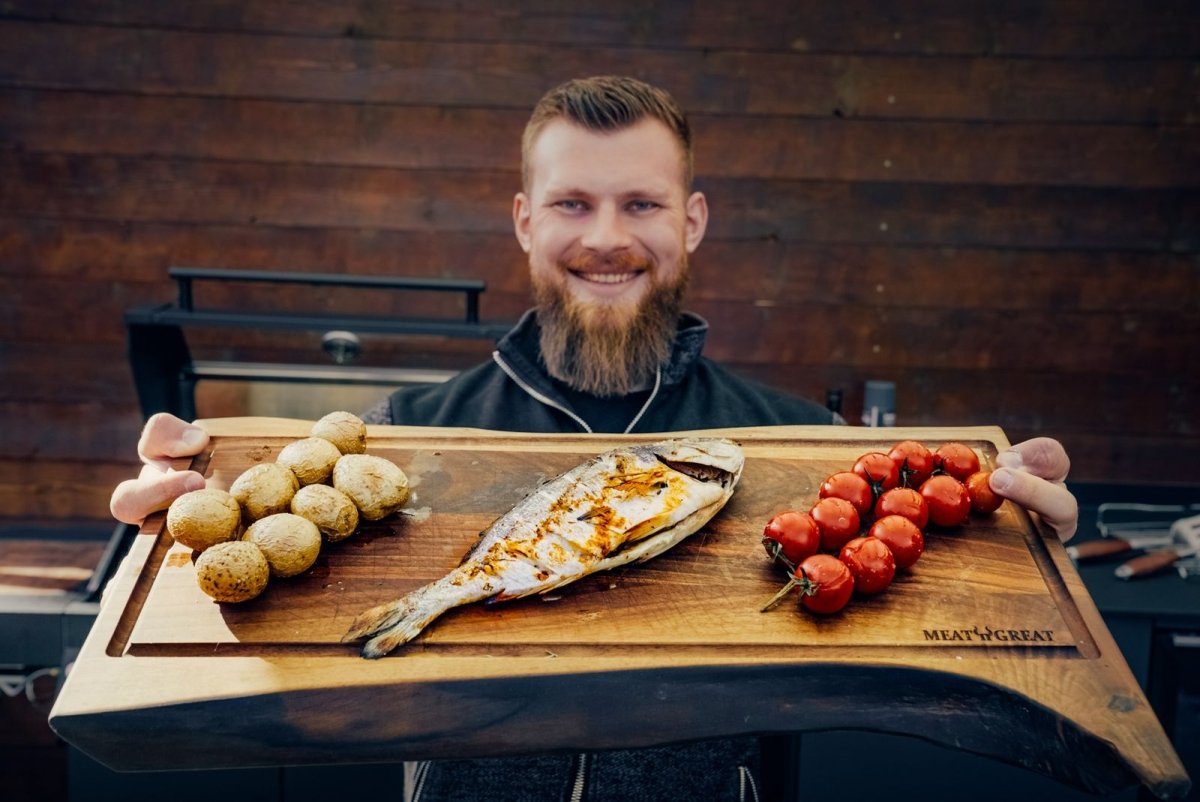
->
[569,270,643,285]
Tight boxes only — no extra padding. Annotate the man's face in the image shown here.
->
[513,118,708,395]
[514,117,707,322]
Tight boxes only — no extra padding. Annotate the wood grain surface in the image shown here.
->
[4,1,1198,533]
[48,420,1190,800]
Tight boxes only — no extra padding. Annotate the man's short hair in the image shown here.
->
[521,75,693,191]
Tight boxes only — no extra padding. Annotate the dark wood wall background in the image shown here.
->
[1,1,1198,531]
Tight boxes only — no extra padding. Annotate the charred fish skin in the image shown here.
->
[343,437,744,658]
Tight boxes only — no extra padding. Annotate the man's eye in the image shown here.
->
[555,199,586,211]
[628,200,660,212]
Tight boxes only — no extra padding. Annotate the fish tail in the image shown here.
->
[357,593,455,659]
[342,576,478,658]
[341,594,416,643]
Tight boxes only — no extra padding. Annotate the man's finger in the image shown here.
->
[138,413,209,462]
[990,468,1078,541]
[995,437,1070,483]
[110,470,207,525]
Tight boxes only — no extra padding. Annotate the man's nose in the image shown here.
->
[579,203,632,252]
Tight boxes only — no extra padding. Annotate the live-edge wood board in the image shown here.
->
[49,420,1190,799]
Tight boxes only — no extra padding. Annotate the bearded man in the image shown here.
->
[111,76,1080,801]
[358,75,839,435]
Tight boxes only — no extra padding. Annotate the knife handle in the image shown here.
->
[1115,550,1179,580]
[1067,539,1133,561]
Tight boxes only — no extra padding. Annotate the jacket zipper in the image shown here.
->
[409,759,431,802]
[568,751,589,802]
[493,352,662,435]
[738,764,760,802]
[621,366,661,434]
[493,352,593,433]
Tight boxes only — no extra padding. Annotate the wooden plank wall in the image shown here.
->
[1,1,1197,530]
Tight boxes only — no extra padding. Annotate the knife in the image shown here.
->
[1115,546,1200,579]
[1067,534,1172,562]
[1113,513,1200,580]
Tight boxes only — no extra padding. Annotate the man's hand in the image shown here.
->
[989,437,1078,542]
[109,413,210,525]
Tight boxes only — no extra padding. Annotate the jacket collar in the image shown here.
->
[495,308,709,398]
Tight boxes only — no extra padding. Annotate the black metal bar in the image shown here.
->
[125,317,195,419]
[177,275,193,311]
[133,306,512,340]
[168,267,485,293]
[128,268,510,424]
[466,290,480,323]
[85,523,140,602]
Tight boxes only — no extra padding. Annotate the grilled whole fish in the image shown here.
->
[343,437,745,658]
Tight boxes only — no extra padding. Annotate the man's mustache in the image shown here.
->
[560,250,655,274]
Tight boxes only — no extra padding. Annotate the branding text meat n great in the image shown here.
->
[922,626,1056,643]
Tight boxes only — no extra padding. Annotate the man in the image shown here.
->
[111,76,1078,800]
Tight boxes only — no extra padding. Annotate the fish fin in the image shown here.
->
[342,596,416,642]
[345,575,493,656]
[361,619,426,659]
[347,598,439,658]
[358,586,482,658]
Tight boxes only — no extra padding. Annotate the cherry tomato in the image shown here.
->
[810,496,861,552]
[888,440,934,487]
[795,554,855,614]
[819,471,874,518]
[839,536,896,595]
[852,451,900,495]
[874,487,929,530]
[919,474,972,527]
[933,442,980,481]
[965,471,1004,515]
[762,511,821,565]
[868,515,925,569]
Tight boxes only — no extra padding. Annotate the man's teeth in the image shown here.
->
[576,272,638,284]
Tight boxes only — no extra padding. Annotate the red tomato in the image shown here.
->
[839,536,896,595]
[933,442,981,481]
[874,487,929,530]
[810,496,861,552]
[868,515,925,569]
[888,440,934,487]
[762,511,821,565]
[965,471,1003,515]
[919,474,972,527]
[819,471,874,519]
[795,554,855,614]
[852,452,900,495]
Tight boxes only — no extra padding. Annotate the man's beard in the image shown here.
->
[533,251,687,398]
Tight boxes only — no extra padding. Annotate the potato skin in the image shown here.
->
[242,513,322,577]
[276,437,342,486]
[166,488,241,552]
[195,541,270,603]
[291,484,359,542]
[230,463,299,521]
[333,454,411,521]
[311,411,368,455]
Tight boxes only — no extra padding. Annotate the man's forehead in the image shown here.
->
[526,118,687,193]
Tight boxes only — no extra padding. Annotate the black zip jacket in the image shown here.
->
[364,309,836,801]
[371,309,839,432]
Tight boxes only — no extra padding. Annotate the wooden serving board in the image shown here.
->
[50,420,1189,799]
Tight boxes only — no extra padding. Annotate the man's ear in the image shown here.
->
[513,192,532,253]
[684,191,708,254]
